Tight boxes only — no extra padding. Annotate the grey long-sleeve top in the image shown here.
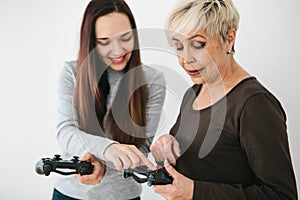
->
[53,61,166,200]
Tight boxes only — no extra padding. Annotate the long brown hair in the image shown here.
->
[74,0,148,147]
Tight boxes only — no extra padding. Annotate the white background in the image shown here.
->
[0,0,299,199]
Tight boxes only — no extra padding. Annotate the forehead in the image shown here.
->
[171,30,208,41]
[95,12,132,38]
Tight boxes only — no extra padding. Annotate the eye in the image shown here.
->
[192,40,205,49]
[173,41,184,51]
[96,40,110,46]
[121,34,133,42]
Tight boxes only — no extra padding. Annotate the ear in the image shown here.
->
[226,28,236,52]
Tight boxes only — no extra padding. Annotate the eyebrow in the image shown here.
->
[172,34,206,41]
[188,34,206,40]
[96,31,132,40]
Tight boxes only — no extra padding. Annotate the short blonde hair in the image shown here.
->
[166,0,240,45]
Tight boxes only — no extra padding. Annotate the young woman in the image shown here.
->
[150,0,297,199]
[53,0,165,199]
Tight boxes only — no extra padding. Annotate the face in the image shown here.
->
[172,31,231,85]
[95,12,134,71]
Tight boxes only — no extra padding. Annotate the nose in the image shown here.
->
[111,40,124,56]
[180,47,195,64]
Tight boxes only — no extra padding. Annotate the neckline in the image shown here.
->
[191,76,256,112]
[107,67,125,76]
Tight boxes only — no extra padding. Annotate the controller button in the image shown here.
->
[72,156,79,162]
[54,154,62,160]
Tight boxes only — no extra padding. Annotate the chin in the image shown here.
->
[110,64,127,71]
[191,77,205,85]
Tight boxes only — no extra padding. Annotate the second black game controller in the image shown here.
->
[35,154,93,176]
[124,166,173,186]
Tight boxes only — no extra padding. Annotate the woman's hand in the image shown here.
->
[104,144,156,170]
[75,153,105,185]
[150,134,180,165]
[153,161,194,200]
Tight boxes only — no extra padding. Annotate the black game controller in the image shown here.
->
[124,166,173,186]
[35,154,93,176]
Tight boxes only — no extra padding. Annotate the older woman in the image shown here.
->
[150,0,297,199]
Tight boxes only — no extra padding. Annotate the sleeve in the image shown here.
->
[139,70,166,154]
[56,62,117,160]
[193,93,297,200]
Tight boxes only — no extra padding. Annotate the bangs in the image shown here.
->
[166,4,207,39]
[165,0,240,45]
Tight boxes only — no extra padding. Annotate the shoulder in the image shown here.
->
[234,77,279,102]
[57,60,77,87]
[142,65,165,84]
[233,77,286,118]
[229,77,271,102]
[179,84,201,110]
[141,65,166,100]
[60,61,77,77]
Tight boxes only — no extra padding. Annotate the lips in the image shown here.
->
[187,68,204,76]
[110,55,126,65]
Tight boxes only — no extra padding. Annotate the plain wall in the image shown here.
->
[0,0,299,199]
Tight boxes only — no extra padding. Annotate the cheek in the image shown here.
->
[96,46,109,58]
[197,50,212,66]
[124,40,135,52]
[208,45,224,65]
[178,55,184,68]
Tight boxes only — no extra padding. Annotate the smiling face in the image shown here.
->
[172,31,232,85]
[95,12,134,71]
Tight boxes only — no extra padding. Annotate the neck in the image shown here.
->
[196,59,250,109]
[203,59,249,91]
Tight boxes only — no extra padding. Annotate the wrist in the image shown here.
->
[103,142,118,161]
[188,180,194,200]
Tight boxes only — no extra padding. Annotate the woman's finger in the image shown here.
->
[150,141,164,162]
[130,146,156,170]
[173,139,181,158]
[76,153,106,185]
[163,141,176,165]
[111,155,124,170]
[126,152,141,168]
[118,152,133,169]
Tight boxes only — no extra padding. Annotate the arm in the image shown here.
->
[139,68,166,154]
[193,93,297,200]
[153,93,297,200]
[56,62,116,160]
[57,62,157,171]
